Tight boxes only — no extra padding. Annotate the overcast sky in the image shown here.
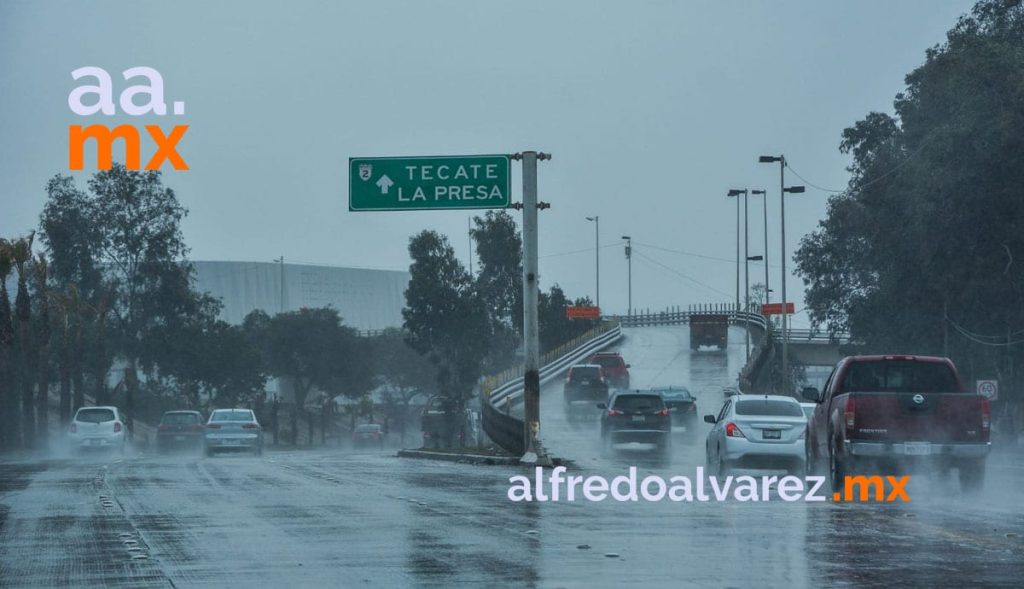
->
[0,0,977,325]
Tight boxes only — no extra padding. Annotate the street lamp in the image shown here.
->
[728,188,751,360]
[622,235,632,316]
[751,189,769,304]
[759,154,804,393]
[586,216,600,311]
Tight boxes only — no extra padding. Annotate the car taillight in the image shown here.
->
[113,422,122,433]
[607,409,623,416]
[69,423,77,433]
[243,423,259,429]
[799,427,807,439]
[158,424,169,431]
[191,424,203,431]
[980,398,991,432]
[844,397,856,431]
[206,424,221,429]
[655,408,669,417]
[725,422,745,438]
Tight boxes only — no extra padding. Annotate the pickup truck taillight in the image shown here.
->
[981,398,991,432]
[844,397,856,432]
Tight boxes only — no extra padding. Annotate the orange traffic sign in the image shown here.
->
[566,306,601,319]
[761,303,795,316]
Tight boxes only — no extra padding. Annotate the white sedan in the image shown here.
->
[68,406,127,454]
[705,395,807,476]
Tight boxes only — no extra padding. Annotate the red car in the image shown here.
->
[589,352,630,389]
[804,355,991,492]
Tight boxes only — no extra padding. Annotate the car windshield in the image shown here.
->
[842,360,960,393]
[161,413,200,425]
[570,367,601,381]
[76,408,115,423]
[211,410,253,422]
[612,395,664,412]
[355,424,381,433]
[735,399,803,417]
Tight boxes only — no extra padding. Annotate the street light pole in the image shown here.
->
[759,155,805,393]
[586,216,600,311]
[622,236,632,316]
[729,189,751,360]
[752,189,769,304]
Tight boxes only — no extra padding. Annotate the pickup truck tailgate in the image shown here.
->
[850,392,989,443]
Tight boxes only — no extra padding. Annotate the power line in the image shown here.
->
[633,241,782,271]
[539,241,620,260]
[632,249,732,299]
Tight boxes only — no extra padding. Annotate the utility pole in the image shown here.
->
[468,217,474,275]
[752,189,769,304]
[586,216,600,311]
[516,150,551,466]
[744,190,750,360]
[622,236,632,316]
[759,155,804,393]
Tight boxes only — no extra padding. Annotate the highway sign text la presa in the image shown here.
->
[349,155,510,211]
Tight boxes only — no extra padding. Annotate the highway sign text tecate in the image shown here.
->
[349,155,510,211]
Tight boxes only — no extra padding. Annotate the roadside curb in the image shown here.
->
[397,449,576,468]
[397,449,519,465]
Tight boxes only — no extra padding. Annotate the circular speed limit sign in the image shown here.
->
[976,380,998,400]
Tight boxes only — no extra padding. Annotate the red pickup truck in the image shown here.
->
[804,355,991,492]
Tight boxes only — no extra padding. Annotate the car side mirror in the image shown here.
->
[801,387,820,402]
[596,403,606,409]
[703,415,716,424]
[625,364,631,368]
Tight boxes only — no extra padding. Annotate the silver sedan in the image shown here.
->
[705,395,807,476]
[204,409,263,456]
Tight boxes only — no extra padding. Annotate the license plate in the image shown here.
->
[581,380,591,385]
[904,442,931,456]
[224,439,240,446]
[89,439,101,446]
[762,429,781,440]
[174,435,185,441]
[632,415,646,423]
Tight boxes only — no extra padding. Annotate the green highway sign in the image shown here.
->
[349,155,511,211]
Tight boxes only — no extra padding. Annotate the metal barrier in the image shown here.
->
[480,323,623,456]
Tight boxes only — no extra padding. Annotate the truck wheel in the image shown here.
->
[958,460,985,493]
[829,439,849,492]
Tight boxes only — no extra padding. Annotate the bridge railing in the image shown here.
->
[481,321,624,456]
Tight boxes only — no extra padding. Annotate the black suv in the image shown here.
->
[597,391,672,455]
[563,364,609,411]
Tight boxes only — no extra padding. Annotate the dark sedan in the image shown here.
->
[598,391,672,456]
[655,387,698,431]
[156,410,205,452]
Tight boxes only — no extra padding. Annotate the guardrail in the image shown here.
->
[481,323,624,456]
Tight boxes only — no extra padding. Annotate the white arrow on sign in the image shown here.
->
[376,175,394,195]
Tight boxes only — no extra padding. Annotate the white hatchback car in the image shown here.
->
[705,395,806,476]
[69,406,126,454]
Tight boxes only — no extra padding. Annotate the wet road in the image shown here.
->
[1,326,1022,587]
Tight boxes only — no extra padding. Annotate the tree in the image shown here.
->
[372,328,438,445]
[248,307,371,444]
[12,234,35,448]
[538,286,597,353]
[794,0,1024,390]
[471,211,524,373]
[31,255,51,447]
[403,231,490,448]
[0,241,16,449]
